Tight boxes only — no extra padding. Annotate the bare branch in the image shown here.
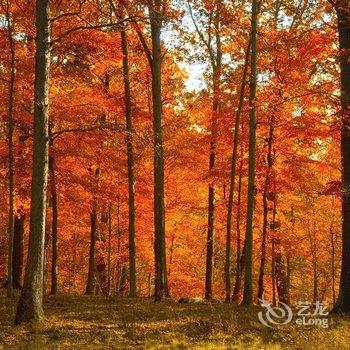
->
[51,122,124,140]
[114,0,153,66]
[187,1,216,66]
[50,0,88,22]
[51,17,132,45]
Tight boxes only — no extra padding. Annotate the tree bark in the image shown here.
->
[49,144,58,295]
[225,38,251,302]
[120,15,137,298]
[85,204,98,295]
[4,1,16,298]
[232,152,244,303]
[333,0,350,314]
[329,197,336,305]
[257,176,268,300]
[15,0,51,324]
[85,166,100,295]
[115,196,122,295]
[205,0,222,300]
[149,0,166,301]
[257,118,274,300]
[107,203,112,295]
[242,0,259,305]
[12,212,25,289]
[271,235,276,306]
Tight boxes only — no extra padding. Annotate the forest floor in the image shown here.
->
[1,293,350,349]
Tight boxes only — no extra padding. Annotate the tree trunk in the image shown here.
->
[115,196,122,295]
[242,0,259,305]
[85,207,97,295]
[96,258,108,295]
[333,1,350,314]
[274,246,289,304]
[225,38,251,302]
[107,203,112,295]
[12,213,25,289]
[163,236,170,297]
[49,145,58,295]
[307,217,318,304]
[149,0,166,301]
[271,183,289,305]
[257,118,274,300]
[85,167,100,295]
[120,18,137,298]
[286,253,291,305]
[232,153,244,302]
[329,197,336,305]
[4,2,16,298]
[271,237,276,306]
[205,1,222,300]
[119,266,127,296]
[257,177,268,300]
[15,0,51,324]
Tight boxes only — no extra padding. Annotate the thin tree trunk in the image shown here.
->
[307,217,318,304]
[242,0,259,305]
[272,185,289,305]
[119,266,127,295]
[225,38,251,302]
[286,253,291,304]
[257,177,268,300]
[85,203,98,295]
[257,118,274,300]
[115,195,122,295]
[49,144,58,295]
[12,212,25,289]
[4,2,16,298]
[333,0,350,315]
[232,152,244,302]
[164,241,170,297]
[168,234,175,279]
[330,197,336,305]
[149,0,166,301]
[120,17,137,298]
[15,0,51,324]
[107,202,112,295]
[205,0,222,300]
[271,236,276,306]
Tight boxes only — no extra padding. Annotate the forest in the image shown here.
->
[1,0,350,349]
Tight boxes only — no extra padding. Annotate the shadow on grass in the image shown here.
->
[1,293,350,349]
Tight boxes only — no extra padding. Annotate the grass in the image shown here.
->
[1,293,350,349]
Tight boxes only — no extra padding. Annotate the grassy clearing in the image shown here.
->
[0,293,350,349]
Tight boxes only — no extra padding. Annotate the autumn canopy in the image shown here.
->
[0,0,350,325]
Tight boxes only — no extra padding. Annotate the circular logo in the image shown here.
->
[258,299,293,328]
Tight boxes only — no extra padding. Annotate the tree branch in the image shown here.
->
[187,0,216,66]
[51,17,132,45]
[51,122,124,140]
[116,0,153,66]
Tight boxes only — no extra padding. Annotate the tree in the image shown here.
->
[188,0,223,301]
[204,0,222,301]
[242,0,259,306]
[226,38,250,302]
[85,167,100,295]
[15,0,51,324]
[49,141,58,295]
[12,210,25,289]
[120,14,137,298]
[333,0,350,314]
[2,0,16,298]
[150,0,167,301]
